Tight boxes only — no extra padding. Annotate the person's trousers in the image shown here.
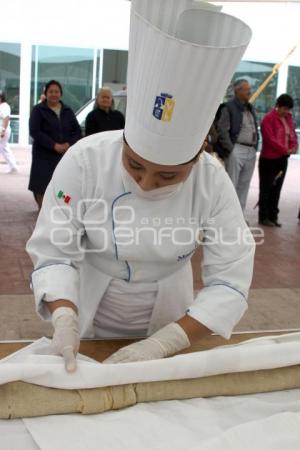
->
[258,156,288,223]
[225,143,256,212]
[0,129,17,171]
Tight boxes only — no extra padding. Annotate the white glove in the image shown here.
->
[103,323,190,364]
[50,307,80,373]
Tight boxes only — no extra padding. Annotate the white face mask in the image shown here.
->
[121,163,183,201]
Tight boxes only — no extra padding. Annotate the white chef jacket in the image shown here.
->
[26,130,255,339]
[93,278,158,338]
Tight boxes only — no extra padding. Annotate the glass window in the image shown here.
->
[30,45,95,113]
[102,49,128,92]
[0,42,21,143]
[287,65,300,129]
[0,42,21,115]
[229,61,278,124]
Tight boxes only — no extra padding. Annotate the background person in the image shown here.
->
[216,79,258,213]
[0,92,18,174]
[85,87,125,136]
[258,94,298,227]
[28,80,82,210]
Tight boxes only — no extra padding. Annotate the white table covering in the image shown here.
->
[1,390,300,450]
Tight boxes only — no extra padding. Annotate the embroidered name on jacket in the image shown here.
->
[177,248,197,262]
[153,93,175,122]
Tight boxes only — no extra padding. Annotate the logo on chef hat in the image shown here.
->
[153,93,175,122]
[57,190,71,204]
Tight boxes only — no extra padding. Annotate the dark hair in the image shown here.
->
[0,92,6,102]
[182,149,202,165]
[276,94,294,109]
[44,80,63,96]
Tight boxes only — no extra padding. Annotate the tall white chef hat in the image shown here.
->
[124,0,252,165]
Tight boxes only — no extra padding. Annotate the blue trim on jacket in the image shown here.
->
[210,283,247,301]
[111,191,132,282]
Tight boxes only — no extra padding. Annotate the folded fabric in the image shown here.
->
[1,334,300,390]
[1,333,300,419]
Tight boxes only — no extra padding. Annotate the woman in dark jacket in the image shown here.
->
[85,87,125,136]
[29,80,82,209]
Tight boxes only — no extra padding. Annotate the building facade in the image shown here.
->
[0,1,299,145]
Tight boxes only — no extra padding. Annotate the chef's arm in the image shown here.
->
[103,316,212,364]
[46,299,78,314]
[27,146,86,321]
[47,304,211,367]
[26,142,99,373]
[187,169,255,340]
[176,315,211,344]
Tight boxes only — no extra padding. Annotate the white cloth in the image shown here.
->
[1,333,300,390]
[0,420,40,450]
[26,130,255,340]
[94,278,158,338]
[1,391,300,450]
[21,391,300,450]
[2,333,300,450]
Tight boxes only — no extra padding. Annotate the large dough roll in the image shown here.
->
[1,364,300,419]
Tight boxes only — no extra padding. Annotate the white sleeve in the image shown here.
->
[0,103,11,118]
[187,168,255,339]
[26,146,88,320]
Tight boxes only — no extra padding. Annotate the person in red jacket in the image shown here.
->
[258,94,298,227]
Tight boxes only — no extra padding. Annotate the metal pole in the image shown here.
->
[249,42,300,103]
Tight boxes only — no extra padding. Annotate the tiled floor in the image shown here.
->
[0,147,299,339]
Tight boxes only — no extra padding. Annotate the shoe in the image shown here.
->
[272,221,282,227]
[6,167,18,174]
[259,219,275,227]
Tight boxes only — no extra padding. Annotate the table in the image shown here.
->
[1,330,300,450]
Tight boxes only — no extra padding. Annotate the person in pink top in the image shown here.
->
[258,94,298,227]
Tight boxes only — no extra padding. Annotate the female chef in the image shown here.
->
[26,0,254,372]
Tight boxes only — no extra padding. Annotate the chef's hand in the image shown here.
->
[103,323,190,364]
[50,307,80,372]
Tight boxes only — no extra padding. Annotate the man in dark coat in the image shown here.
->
[216,79,258,213]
